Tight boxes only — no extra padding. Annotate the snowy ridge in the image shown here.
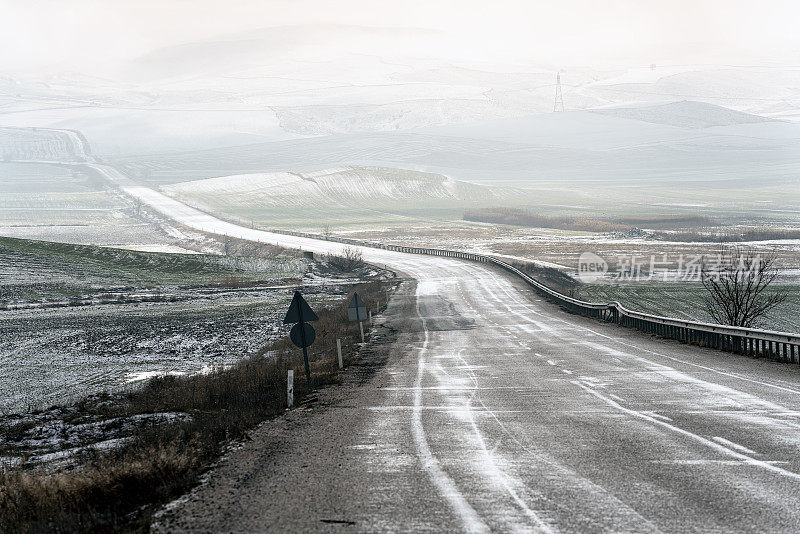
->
[593,101,773,129]
[0,127,90,163]
[165,166,510,209]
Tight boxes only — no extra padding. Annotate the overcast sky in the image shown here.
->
[2,0,799,73]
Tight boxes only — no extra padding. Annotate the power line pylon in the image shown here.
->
[553,72,565,112]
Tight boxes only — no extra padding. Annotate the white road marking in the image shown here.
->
[712,437,758,455]
[479,266,800,399]
[446,354,556,533]
[574,381,800,481]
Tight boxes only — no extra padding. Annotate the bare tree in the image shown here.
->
[322,224,332,240]
[701,246,787,328]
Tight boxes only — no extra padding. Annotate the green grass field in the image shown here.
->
[579,281,800,333]
[0,236,309,301]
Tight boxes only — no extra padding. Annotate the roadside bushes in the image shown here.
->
[464,207,628,232]
[325,246,366,272]
[510,260,581,297]
[1,433,207,533]
[0,279,394,533]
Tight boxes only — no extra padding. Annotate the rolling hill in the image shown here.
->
[592,101,774,129]
[163,166,520,228]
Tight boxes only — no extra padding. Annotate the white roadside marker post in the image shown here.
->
[359,321,364,343]
[369,310,373,326]
[287,369,294,408]
[337,338,343,370]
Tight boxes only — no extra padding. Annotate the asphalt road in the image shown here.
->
[77,159,800,532]
[150,246,800,533]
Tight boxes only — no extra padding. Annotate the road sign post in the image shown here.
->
[284,290,319,382]
[348,292,367,343]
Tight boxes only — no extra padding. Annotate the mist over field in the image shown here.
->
[2,5,800,209]
[4,3,800,532]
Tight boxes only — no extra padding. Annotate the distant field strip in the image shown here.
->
[580,283,800,334]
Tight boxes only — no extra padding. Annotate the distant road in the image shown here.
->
[44,138,800,531]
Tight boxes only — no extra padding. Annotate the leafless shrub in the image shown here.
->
[701,246,787,328]
[325,246,365,272]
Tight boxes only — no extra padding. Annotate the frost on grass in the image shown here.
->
[0,236,388,413]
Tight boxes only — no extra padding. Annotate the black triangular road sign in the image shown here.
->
[348,292,365,310]
[347,292,367,322]
[283,290,319,324]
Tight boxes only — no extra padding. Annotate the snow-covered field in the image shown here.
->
[106,101,800,230]
[0,161,174,245]
[163,166,521,228]
[4,25,800,157]
[1,293,288,413]
[0,236,377,414]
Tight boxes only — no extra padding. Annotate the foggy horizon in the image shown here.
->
[4,0,800,75]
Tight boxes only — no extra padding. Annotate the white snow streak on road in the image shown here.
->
[411,307,490,534]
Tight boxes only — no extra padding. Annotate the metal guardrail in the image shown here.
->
[274,229,800,365]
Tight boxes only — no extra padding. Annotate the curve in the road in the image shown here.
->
[19,133,800,531]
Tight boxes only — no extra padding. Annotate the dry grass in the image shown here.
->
[0,280,393,533]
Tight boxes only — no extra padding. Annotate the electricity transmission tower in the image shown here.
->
[553,72,565,112]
